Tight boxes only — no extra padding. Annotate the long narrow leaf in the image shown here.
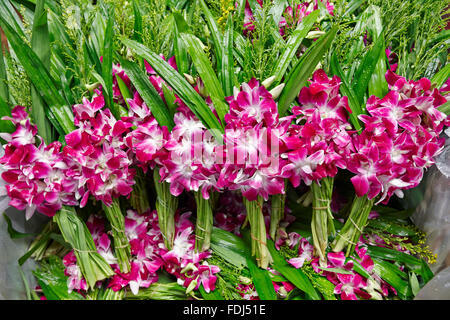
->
[246,257,277,300]
[431,63,450,88]
[132,0,143,43]
[173,19,189,75]
[102,5,114,113]
[372,258,412,299]
[0,0,26,38]
[122,38,223,136]
[0,44,9,104]
[181,33,228,124]
[0,15,75,135]
[0,95,15,133]
[267,240,321,300]
[30,0,53,144]
[221,14,234,97]
[352,32,385,105]
[118,57,174,130]
[330,52,363,131]
[199,0,223,68]
[272,10,319,86]
[278,25,338,115]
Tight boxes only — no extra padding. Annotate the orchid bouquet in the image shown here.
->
[0,0,449,301]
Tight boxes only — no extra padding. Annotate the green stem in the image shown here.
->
[243,195,272,269]
[331,195,374,255]
[153,169,178,249]
[310,177,335,262]
[130,168,150,214]
[194,191,213,252]
[103,198,132,273]
[270,192,286,240]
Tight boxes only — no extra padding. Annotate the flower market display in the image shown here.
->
[0,0,449,301]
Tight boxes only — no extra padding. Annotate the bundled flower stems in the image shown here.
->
[0,0,448,300]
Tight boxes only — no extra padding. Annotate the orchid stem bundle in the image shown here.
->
[243,196,272,269]
[332,195,375,256]
[130,169,150,214]
[153,169,178,250]
[270,192,286,240]
[53,206,114,289]
[311,177,335,263]
[102,198,132,273]
[194,191,213,252]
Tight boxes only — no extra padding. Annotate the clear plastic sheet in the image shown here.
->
[0,207,48,299]
[412,136,450,299]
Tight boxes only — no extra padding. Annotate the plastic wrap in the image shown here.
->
[0,207,48,299]
[413,136,450,299]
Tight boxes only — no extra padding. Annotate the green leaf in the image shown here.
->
[372,258,412,299]
[162,83,177,119]
[366,245,433,281]
[352,32,385,105]
[367,219,417,237]
[330,52,363,131]
[116,73,132,109]
[220,14,234,97]
[0,39,10,104]
[211,227,250,268]
[316,267,354,275]
[181,33,228,125]
[199,285,224,300]
[0,0,26,38]
[33,256,85,300]
[278,25,338,115]
[246,257,278,300]
[122,38,223,136]
[132,0,143,43]
[19,232,52,266]
[102,5,114,113]
[0,15,75,135]
[348,257,373,280]
[431,63,450,88]
[117,57,174,130]
[173,19,189,75]
[198,0,223,68]
[30,0,53,144]
[267,240,321,300]
[409,272,420,297]
[438,100,450,116]
[272,10,319,86]
[3,213,35,239]
[0,95,15,134]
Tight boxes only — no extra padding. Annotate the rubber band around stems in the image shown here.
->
[250,232,268,247]
[110,224,127,234]
[115,243,130,249]
[336,233,357,246]
[157,197,170,210]
[349,217,364,233]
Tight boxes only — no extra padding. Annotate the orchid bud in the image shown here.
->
[181,262,198,274]
[239,276,252,285]
[277,286,288,299]
[306,31,325,39]
[86,82,100,91]
[184,73,196,85]
[269,83,285,100]
[186,279,198,294]
[261,75,276,88]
